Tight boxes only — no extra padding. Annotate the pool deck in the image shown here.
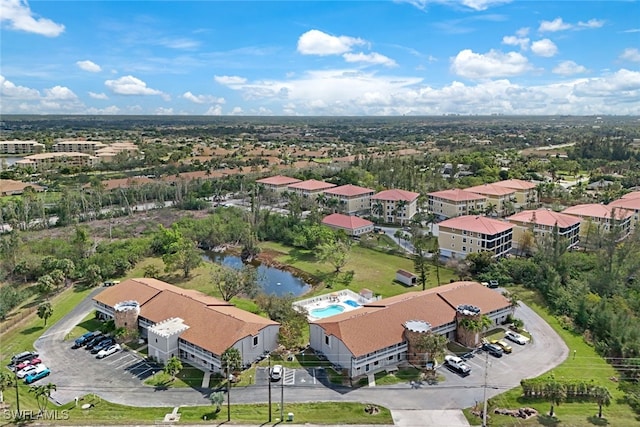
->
[293,289,379,321]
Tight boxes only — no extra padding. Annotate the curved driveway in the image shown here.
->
[38,292,567,411]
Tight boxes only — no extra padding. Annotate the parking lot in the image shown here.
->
[254,365,329,388]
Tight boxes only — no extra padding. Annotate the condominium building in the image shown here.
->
[437,215,513,259]
[95,142,140,162]
[322,184,375,215]
[310,281,511,379]
[465,183,517,217]
[0,140,45,155]
[371,189,420,225]
[52,140,107,155]
[287,179,336,198]
[506,209,581,255]
[321,213,374,236]
[15,152,100,170]
[609,193,640,230]
[256,175,302,193]
[93,278,279,373]
[562,203,634,242]
[427,189,486,220]
[492,179,539,208]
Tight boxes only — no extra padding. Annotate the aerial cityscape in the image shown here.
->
[1,0,640,426]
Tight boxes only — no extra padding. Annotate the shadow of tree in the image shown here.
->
[537,414,560,426]
[587,415,609,425]
[20,326,43,335]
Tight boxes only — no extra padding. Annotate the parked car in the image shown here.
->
[85,334,107,351]
[103,280,120,287]
[505,330,530,345]
[488,280,499,289]
[15,357,42,371]
[91,337,116,354]
[24,365,50,384]
[491,339,513,354]
[444,355,471,376]
[270,364,283,381]
[11,351,39,366]
[482,342,504,358]
[73,331,101,349]
[96,343,121,359]
[16,364,41,379]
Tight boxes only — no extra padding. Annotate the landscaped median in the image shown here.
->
[463,287,640,426]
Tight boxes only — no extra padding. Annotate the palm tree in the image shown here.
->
[164,356,183,381]
[210,391,225,413]
[0,371,14,403]
[414,333,448,367]
[545,380,566,417]
[29,382,57,414]
[484,203,497,217]
[371,201,384,220]
[592,386,612,418]
[395,199,408,224]
[37,301,53,326]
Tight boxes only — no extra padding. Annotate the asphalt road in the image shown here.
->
[35,290,567,411]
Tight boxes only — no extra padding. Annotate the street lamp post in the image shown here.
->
[226,364,231,422]
[280,369,284,421]
[267,356,272,423]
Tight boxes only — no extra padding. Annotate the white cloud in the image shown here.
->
[76,60,102,73]
[43,86,77,100]
[620,48,640,62]
[182,91,225,104]
[230,107,244,115]
[553,61,587,76]
[516,27,529,37]
[531,39,558,57]
[539,17,604,33]
[342,52,397,67]
[578,19,604,29]
[450,49,531,79]
[623,29,640,33]
[86,105,121,115]
[0,0,65,37]
[396,0,511,11]
[539,18,572,32]
[88,92,108,100]
[104,75,164,96]
[502,35,529,50]
[572,69,640,97]
[214,75,247,85]
[204,105,223,115]
[297,29,365,56]
[158,37,200,50]
[155,107,174,115]
[0,74,40,99]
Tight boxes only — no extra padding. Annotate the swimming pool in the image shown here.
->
[310,304,345,319]
[344,299,360,308]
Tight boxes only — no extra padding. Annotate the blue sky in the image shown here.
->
[1,0,639,115]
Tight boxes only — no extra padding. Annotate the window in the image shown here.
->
[325,335,330,347]
[374,361,379,366]
[462,246,467,252]
[388,355,394,361]
[253,336,259,347]
[462,238,467,243]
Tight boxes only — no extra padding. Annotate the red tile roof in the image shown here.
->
[322,213,373,230]
[93,278,278,356]
[323,184,374,197]
[287,179,337,191]
[622,191,640,200]
[372,189,420,202]
[428,188,486,202]
[562,204,634,220]
[256,175,301,186]
[465,183,516,197]
[609,197,640,211]
[439,215,513,235]
[506,209,581,228]
[312,281,510,357]
[492,179,537,190]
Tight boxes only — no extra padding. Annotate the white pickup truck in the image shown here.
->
[444,355,471,376]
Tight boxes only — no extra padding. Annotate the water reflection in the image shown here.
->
[203,252,311,297]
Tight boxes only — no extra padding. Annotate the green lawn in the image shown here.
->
[260,241,456,298]
[464,286,640,426]
[144,363,204,389]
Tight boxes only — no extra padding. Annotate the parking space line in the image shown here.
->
[135,367,154,378]
[312,368,316,384]
[107,354,129,365]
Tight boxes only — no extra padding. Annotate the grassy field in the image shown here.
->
[260,241,456,298]
[20,396,393,425]
[464,286,640,426]
[144,363,204,389]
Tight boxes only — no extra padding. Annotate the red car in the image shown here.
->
[16,358,42,371]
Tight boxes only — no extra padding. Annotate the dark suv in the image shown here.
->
[482,342,504,358]
[85,334,106,351]
[91,337,116,354]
